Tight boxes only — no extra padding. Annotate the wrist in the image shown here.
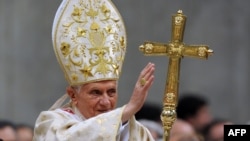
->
[121,104,135,123]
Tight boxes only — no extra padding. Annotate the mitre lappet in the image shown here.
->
[50,0,127,109]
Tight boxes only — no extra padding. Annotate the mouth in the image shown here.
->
[97,110,110,113]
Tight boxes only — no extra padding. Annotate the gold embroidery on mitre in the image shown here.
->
[112,64,119,76]
[53,0,126,85]
[72,6,82,17]
[71,5,87,23]
[101,4,111,17]
[60,42,71,56]
[86,2,98,18]
[120,36,125,48]
[79,64,93,80]
[77,27,87,37]
[71,73,78,81]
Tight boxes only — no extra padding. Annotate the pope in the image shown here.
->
[33,0,156,140]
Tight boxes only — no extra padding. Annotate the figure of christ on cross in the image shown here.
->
[139,10,213,141]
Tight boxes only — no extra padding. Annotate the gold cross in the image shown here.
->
[139,10,213,141]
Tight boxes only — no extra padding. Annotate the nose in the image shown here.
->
[99,95,111,107]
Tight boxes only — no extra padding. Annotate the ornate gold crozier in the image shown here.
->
[139,10,213,141]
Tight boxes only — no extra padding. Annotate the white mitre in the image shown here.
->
[52,0,127,86]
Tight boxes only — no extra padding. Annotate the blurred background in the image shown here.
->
[0,0,249,126]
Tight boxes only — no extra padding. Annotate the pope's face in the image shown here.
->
[68,80,118,119]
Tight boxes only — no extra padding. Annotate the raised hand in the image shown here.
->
[122,62,155,122]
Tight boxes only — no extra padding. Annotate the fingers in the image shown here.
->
[125,62,155,117]
[139,62,154,80]
[142,75,154,91]
[138,62,155,89]
[143,63,155,80]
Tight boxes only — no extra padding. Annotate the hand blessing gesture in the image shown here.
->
[122,62,155,122]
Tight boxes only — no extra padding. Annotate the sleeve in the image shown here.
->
[128,116,156,141]
[116,116,156,141]
[119,122,130,141]
[33,107,125,141]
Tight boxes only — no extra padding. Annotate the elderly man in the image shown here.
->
[33,0,155,140]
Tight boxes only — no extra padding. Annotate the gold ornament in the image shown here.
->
[52,0,126,86]
[139,10,213,140]
[140,78,146,86]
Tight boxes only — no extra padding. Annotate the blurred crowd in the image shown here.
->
[0,120,33,141]
[0,93,233,141]
[135,93,233,141]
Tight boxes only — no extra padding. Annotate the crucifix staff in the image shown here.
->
[139,10,213,141]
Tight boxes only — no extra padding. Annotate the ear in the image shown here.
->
[66,86,77,105]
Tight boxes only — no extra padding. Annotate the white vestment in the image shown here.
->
[33,104,155,141]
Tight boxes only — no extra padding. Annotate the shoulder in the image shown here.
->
[36,108,76,123]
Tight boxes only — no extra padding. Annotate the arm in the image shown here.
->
[122,62,155,123]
